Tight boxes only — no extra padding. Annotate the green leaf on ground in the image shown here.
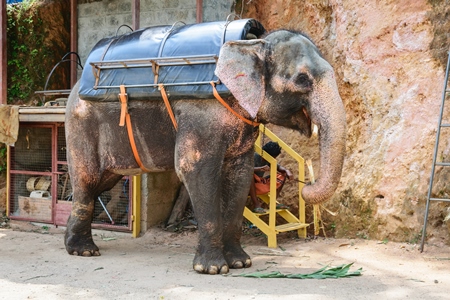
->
[235,263,362,279]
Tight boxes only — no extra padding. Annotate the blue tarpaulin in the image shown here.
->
[7,0,24,4]
[79,19,265,102]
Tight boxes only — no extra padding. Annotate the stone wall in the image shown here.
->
[243,0,450,244]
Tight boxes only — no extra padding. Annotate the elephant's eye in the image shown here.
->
[295,73,312,92]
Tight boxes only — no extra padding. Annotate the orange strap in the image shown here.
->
[210,82,260,127]
[159,84,178,131]
[119,85,150,172]
[119,85,128,127]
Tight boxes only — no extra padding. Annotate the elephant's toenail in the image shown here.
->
[245,258,252,267]
[208,266,219,275]
[232,261,244,269]
[220,265,229,274]
[193,264,204,273]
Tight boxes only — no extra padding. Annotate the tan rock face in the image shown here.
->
[243,0,450,243]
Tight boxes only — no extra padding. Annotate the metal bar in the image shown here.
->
[94,80,220,89]
[132,175,141,237]
[440,124,450,127]
[6,146,10,216]
[420,51,450,252]
[51,123,58,224]
[92,61,216,70]
[196,0,203,23]
[90,54,218,68]
[35,89,72,96]
[1,0,7,105]
[435,162,450,166]
[97,196,114,224]
[70,0,78,88]
[429,198,450,202]
[91,54,218,64]
[132,0,140,30]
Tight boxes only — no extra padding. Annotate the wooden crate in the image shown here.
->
[18,196,52,221]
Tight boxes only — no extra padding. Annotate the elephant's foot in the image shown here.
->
[224,245,252,269]
[65,231,100,257]
[193,249,229,275]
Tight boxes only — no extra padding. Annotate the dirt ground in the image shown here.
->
[0,221,449,300]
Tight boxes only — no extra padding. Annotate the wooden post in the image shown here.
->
[196,0,202,23]
[70,0,77,88]
[1,0,7,104]
[132,0,140,30]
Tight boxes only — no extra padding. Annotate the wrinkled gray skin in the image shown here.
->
[64,30,346,275]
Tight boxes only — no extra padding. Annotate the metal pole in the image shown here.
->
[1,0,7,104]
[70,0,78,88]
[132,0,140,30]
[98,197,114,224]
[420,51,450,252]
[196,0,203,23]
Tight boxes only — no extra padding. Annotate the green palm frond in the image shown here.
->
[235,263,362,279]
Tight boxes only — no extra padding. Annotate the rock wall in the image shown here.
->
[242,0,450,244]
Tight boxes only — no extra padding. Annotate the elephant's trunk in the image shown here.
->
[301,71,346,205]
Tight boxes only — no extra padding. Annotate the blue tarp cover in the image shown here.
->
[79,19,265,101]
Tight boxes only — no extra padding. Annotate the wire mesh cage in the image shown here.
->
[8,123,132,230]
[9,125,53,222]
[9,173,53,222]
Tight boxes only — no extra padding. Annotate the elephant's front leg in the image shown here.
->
[176,150,229,274]
[185,171,229,274]
[221,153,253,269]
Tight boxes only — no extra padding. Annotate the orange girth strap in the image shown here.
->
[159,84,178,131]
[119,85,150,173]
[210,82,260,127]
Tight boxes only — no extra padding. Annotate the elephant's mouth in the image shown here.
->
[294,107,315,138]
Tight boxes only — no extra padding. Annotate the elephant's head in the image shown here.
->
[216,30,346,205]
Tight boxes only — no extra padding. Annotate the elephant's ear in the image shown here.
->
[215,39,268,119]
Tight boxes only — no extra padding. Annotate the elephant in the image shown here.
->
[64,28,346,275]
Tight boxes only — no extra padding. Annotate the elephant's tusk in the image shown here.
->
[312,124,319,138]
[306,159,322,235]
[306,159,315,184]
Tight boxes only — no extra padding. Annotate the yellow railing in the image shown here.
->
[243,124,308,247]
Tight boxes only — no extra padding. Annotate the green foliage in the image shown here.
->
[235,263,363,279]
[0,145,6,173]
[6,0,51,105]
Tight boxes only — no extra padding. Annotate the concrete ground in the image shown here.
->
[0,221,449,300]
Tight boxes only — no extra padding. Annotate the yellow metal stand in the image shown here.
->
[132,175,141,238]
[244,125,308,248]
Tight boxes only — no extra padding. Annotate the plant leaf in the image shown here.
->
[235,263,362,279]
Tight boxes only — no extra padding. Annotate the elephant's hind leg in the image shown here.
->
[64,172,122,257]
[65,198,100,257]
